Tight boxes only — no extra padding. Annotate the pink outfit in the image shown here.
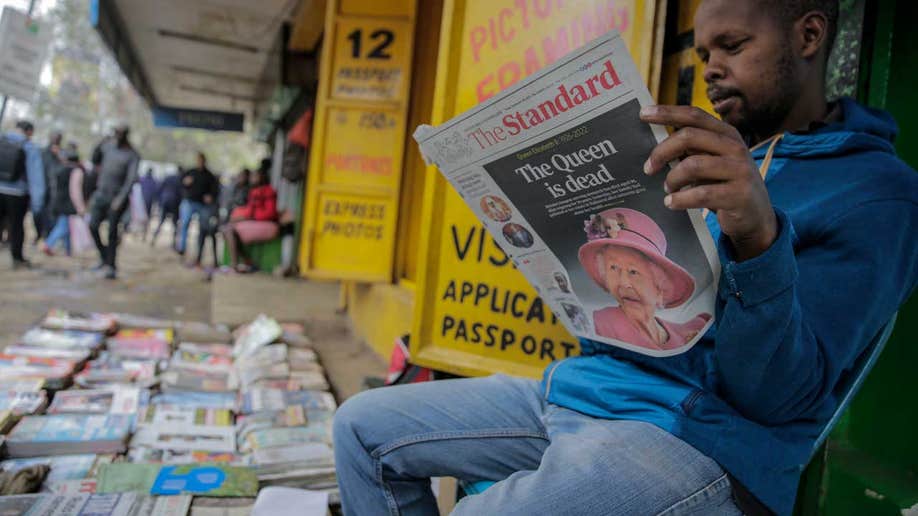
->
[232,220,279,244]
[579,208,696,308]
[592,306,711,351]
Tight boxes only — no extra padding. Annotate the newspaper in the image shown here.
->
[415,31,719,357]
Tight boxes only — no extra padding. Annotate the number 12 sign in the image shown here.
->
[331,17,412,102]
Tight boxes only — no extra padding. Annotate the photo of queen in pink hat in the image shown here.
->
[578,208,711,351]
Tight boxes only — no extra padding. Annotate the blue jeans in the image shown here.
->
[333,375,741,515]
[176,200,214,254]
[45,215,70,253]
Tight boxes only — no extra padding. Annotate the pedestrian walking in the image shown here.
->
[0,120,45,269]
[139,168,158,240]
[151,168,181,248]
[40,148,86,256]
[88,125,139,279]
[176,152,219,267]
[36,131,62,242]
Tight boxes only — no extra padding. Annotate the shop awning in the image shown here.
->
[91,0,305,128]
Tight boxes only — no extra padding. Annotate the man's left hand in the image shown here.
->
[639,105,777,261]
[111,199,123,212]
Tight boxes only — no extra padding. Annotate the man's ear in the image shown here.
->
[797,10,830,60]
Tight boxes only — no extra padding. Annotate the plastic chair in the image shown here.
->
[804,312,897,465]
[460,313,899,499]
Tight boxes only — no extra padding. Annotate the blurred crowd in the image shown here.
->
[0,120,292,280]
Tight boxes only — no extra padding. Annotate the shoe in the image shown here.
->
[90,262,107,272]
[12,259,32,270]
[103,266,117,280]
[40,243,54,257]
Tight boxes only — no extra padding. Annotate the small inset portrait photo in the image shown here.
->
[553,271,571,293]
[561,302,589,332]
[502,223,534,248]
[480,195,513,222]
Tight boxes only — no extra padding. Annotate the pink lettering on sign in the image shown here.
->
[469,1,632,102]
[325,154,394,176]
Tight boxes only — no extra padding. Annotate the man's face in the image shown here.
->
[600,246,662,318]
[694,0,802,139]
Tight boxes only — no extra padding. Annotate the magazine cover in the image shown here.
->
[7,414,132,443]
[138,405,233,427]
[130,423,237,453]
[150,391,237,410]
[96,464,258,497]
[106,329,172,360]
[127,447,247,465]
[240,423,333,453]
[239,389,337,415]
[4,345,91,362]
[20,328,104,350]
[0,390,47,415]
[47,388,145,415]
[415,31,719,357]
[41,310,117,333]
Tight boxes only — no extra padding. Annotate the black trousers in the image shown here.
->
[0,193,28,261]
[89,197,127,268]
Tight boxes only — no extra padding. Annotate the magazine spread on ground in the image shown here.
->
[415,31,719,357]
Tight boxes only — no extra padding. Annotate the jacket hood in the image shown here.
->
[752,97,898,161]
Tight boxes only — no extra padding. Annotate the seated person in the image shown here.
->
[332,1,918,515]
[221,168,278,273]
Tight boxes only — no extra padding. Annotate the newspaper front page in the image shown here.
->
[415,31,719,357]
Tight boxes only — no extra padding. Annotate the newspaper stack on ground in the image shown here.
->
[0,312,341,513]
[415,31,720,357]
[5,414,133,457]
[6,492,192,515]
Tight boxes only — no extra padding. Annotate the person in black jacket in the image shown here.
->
[40,149,86,256]
[88,125,139,279]
[176,152,219,267]
[150,167,182,248]
[35,131,62,242]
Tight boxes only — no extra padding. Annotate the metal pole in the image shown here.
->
[0,0,39,129]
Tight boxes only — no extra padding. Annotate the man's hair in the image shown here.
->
[15,120,34,133]
[763,0,840,58]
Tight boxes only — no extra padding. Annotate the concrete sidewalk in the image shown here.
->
[0,226,385,401]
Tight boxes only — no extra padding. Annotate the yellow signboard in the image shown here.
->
[321,107,403,188]
[658,0,714,112]
[412,0,665,378]
[299,0,417,281]
[330,17,413,102]
[312,192,397,275]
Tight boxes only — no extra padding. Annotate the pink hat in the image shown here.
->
[578,208,695,308]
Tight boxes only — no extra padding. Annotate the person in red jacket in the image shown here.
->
[221,168,278,272]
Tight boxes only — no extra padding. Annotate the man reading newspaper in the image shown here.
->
[334,1,918,514]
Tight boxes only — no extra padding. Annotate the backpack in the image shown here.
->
[0,136,26,183]
[384,335,433,385]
